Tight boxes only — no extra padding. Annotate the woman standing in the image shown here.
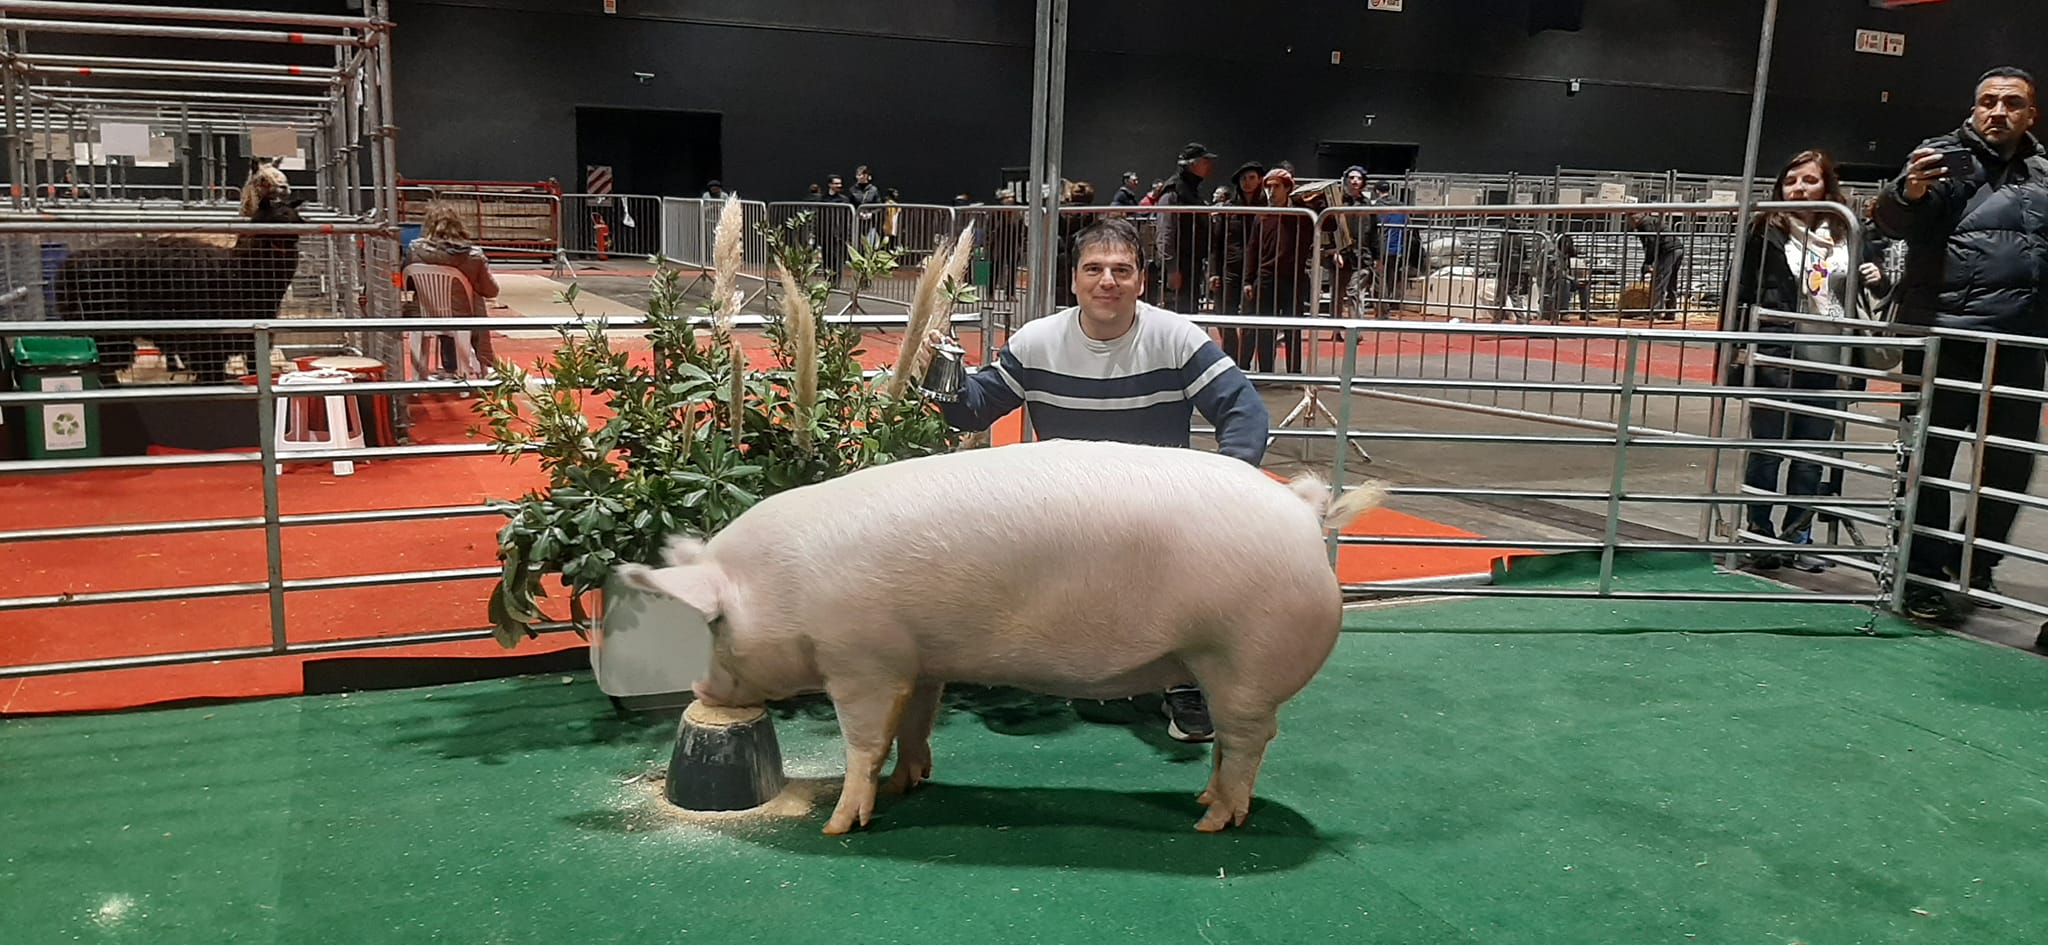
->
[1734,149,1890,570]
[1253,167,1314,375]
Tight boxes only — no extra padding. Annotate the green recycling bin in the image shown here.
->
[9,337,101,460]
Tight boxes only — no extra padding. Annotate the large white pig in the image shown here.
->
[615,438,1383,834]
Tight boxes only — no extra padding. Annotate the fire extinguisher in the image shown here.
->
[591,212,611,261]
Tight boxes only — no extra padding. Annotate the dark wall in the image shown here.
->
[17,2,2048,200]
[389,0,1034,202]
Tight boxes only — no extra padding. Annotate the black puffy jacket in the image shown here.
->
[1873,123,2048,335]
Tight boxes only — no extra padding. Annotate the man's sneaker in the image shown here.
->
[1904,588,1960,626]
[1161,686,1214,743]
[1950,568,2006,610]
[1743,552,1783,571]
[1789,553,1829,573]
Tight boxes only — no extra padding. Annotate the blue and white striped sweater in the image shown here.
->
[937,303,1270,464]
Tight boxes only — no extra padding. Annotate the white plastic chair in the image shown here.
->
[402,263,485,381]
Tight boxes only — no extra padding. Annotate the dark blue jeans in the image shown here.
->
[1745,367,1841,538]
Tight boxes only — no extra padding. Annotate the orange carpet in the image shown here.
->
[1,329,1515,715]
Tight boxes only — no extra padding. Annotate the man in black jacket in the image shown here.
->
[1875,65,2048,624]
[1153,142,1216,312]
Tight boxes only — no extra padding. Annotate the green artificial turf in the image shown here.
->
[3,552,2044,943]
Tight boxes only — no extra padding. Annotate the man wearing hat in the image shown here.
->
[1153,142,1217,312]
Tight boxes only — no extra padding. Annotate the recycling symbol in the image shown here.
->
[50,412,80,437]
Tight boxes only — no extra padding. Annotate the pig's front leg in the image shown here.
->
[883,681,944,796]
[821,678,913,835]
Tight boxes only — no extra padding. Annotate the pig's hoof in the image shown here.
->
[1195,801,1249,833]
[822,798,874,835]
[882,763,931,796]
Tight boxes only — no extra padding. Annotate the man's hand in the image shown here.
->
[1859,262,1884,286]
[1208,274,1222,292]
[912,329,945,379]
[1901,148,1948,201]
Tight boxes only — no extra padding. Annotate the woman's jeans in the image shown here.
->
[1744,367,1841,539]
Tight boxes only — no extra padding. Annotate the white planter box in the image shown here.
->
[589,573,714,700]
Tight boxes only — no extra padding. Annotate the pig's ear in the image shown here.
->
[615,563,725,621]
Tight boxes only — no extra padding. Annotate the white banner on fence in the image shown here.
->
[98,122,150,158]
[1596,182,1628,202]
[251,125,299,157]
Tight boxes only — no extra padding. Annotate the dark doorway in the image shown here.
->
[1315,141,1421,179]
[573,107,722,197]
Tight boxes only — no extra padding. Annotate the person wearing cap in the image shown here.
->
[1153,142,1218,313]
[1112,171,1144,206]
[701,180,725,199]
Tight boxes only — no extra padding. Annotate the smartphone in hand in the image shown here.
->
[1933,146,1978,180]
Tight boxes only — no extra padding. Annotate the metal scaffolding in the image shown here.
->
[0,0,396,217]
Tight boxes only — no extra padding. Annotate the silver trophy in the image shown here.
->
[918,336,969,403]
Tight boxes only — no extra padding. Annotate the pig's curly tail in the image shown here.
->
[1287,475,1388,532]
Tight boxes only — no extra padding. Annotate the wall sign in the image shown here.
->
[1368,0,1403,11]
[1855,28,1906,57]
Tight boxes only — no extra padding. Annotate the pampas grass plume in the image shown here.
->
[710,195,744,327]
[775,266,819,450]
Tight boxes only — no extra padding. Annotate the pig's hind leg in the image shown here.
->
[821,676,914,835]
[884,681,944,796]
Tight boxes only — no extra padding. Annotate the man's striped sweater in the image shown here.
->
[936,303,1270,464]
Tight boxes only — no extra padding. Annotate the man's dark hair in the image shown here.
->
[1070,216,1146,270]
[1979,66,2037,102]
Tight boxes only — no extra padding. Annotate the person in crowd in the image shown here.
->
[1628,211,1686,321]
[1113,171,1144,206]
[1734,149,1891,573]
[817,173,857,286]
[1207,160,1266,367]
[1253,167,1314,375]
[1153,142,1217,312]
[406,201,502,372]
[914,217,1269,743]
[850,165,881,207]
[701,180,725,200]
[1875,65,2048,623]
[1324,165,1382,318]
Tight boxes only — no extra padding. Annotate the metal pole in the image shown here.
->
[1954,338,1998,594]
[253,327,287,652]
[372,0,399,226]
[178,103,190,206]
[1890,335,1938,612]
[0,19,362,46]
[1023,0,1068,329]
[11,52,345,77]
[0,1,373,29]
[1599,336,1643,594]
[1326,325,1361,567]
[1702,0,1779,544]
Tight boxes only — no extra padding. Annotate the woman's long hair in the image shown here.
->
[1757,149,1847,235]
[420,201,474,244]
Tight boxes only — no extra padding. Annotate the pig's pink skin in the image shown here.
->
[619,439,1369,835]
